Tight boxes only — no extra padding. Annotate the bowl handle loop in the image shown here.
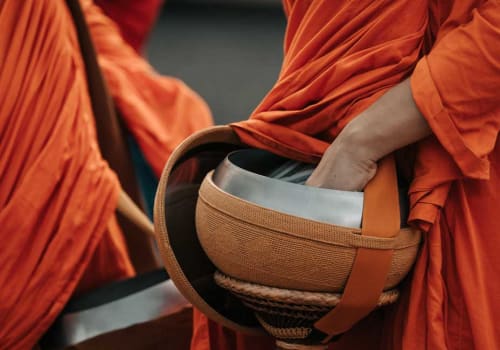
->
[314,154,400,340]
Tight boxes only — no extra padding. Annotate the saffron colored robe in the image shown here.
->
[94,0,164,53]
[0,1,211,349]
[191,0,500,349]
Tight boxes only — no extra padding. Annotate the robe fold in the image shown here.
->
[0,1,211,348]
[192,0,500,349]
[81,0,212,178]
[94,0,164,53]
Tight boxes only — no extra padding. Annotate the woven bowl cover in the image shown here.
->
[196,171,421,293]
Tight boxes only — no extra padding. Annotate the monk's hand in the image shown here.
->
[305,126,377,191]
[306,79,432,192]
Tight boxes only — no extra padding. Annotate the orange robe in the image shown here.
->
[82,0,212,177]
[0,1,211,349]
[94,0,164,52]
[191,0,500,349]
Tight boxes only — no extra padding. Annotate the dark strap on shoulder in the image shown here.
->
[66,0,159,272]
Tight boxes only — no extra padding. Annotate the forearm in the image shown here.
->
[340,78,431,162]
[307,79,431,191]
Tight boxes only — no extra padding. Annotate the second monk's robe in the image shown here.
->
[0,0,211,349]
[94,0,164,53]
[191,0,500,349]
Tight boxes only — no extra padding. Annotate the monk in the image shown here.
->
[0,0,211,348]
[191,0,500,349]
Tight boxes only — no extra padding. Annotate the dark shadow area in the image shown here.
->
[146,3,286,124]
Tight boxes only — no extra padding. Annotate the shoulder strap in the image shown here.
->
[66,0,157,268]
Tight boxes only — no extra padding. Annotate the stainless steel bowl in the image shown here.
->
[211,149,364,228]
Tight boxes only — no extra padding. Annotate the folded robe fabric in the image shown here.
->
[94,0,164,53]
[192,0,500,349]
[0,1,211,349]
[81,0,213,178]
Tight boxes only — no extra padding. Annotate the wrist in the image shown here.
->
[338,79,431,163]
[339,116,386,162]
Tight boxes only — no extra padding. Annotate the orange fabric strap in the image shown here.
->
[314,155,400,338]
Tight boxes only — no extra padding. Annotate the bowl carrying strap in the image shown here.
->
[314,155,400,340]
[66,0,158,270]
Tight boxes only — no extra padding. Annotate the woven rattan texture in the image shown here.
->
[214,272,399,307]
[198,176,421,293]
[256,315,312,340]
[215,272,399,343]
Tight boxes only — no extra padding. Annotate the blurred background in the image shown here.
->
[146,0,286,124]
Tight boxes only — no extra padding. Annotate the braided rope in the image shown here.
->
[256,314,312,340]
[215,271,399,307]
[241,301,322,320]
[275,340,328,349]
[236,293,332,313]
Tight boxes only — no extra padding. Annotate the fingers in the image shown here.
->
[305,155,377,191]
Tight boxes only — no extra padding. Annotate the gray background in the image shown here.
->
[146,3,287,124]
